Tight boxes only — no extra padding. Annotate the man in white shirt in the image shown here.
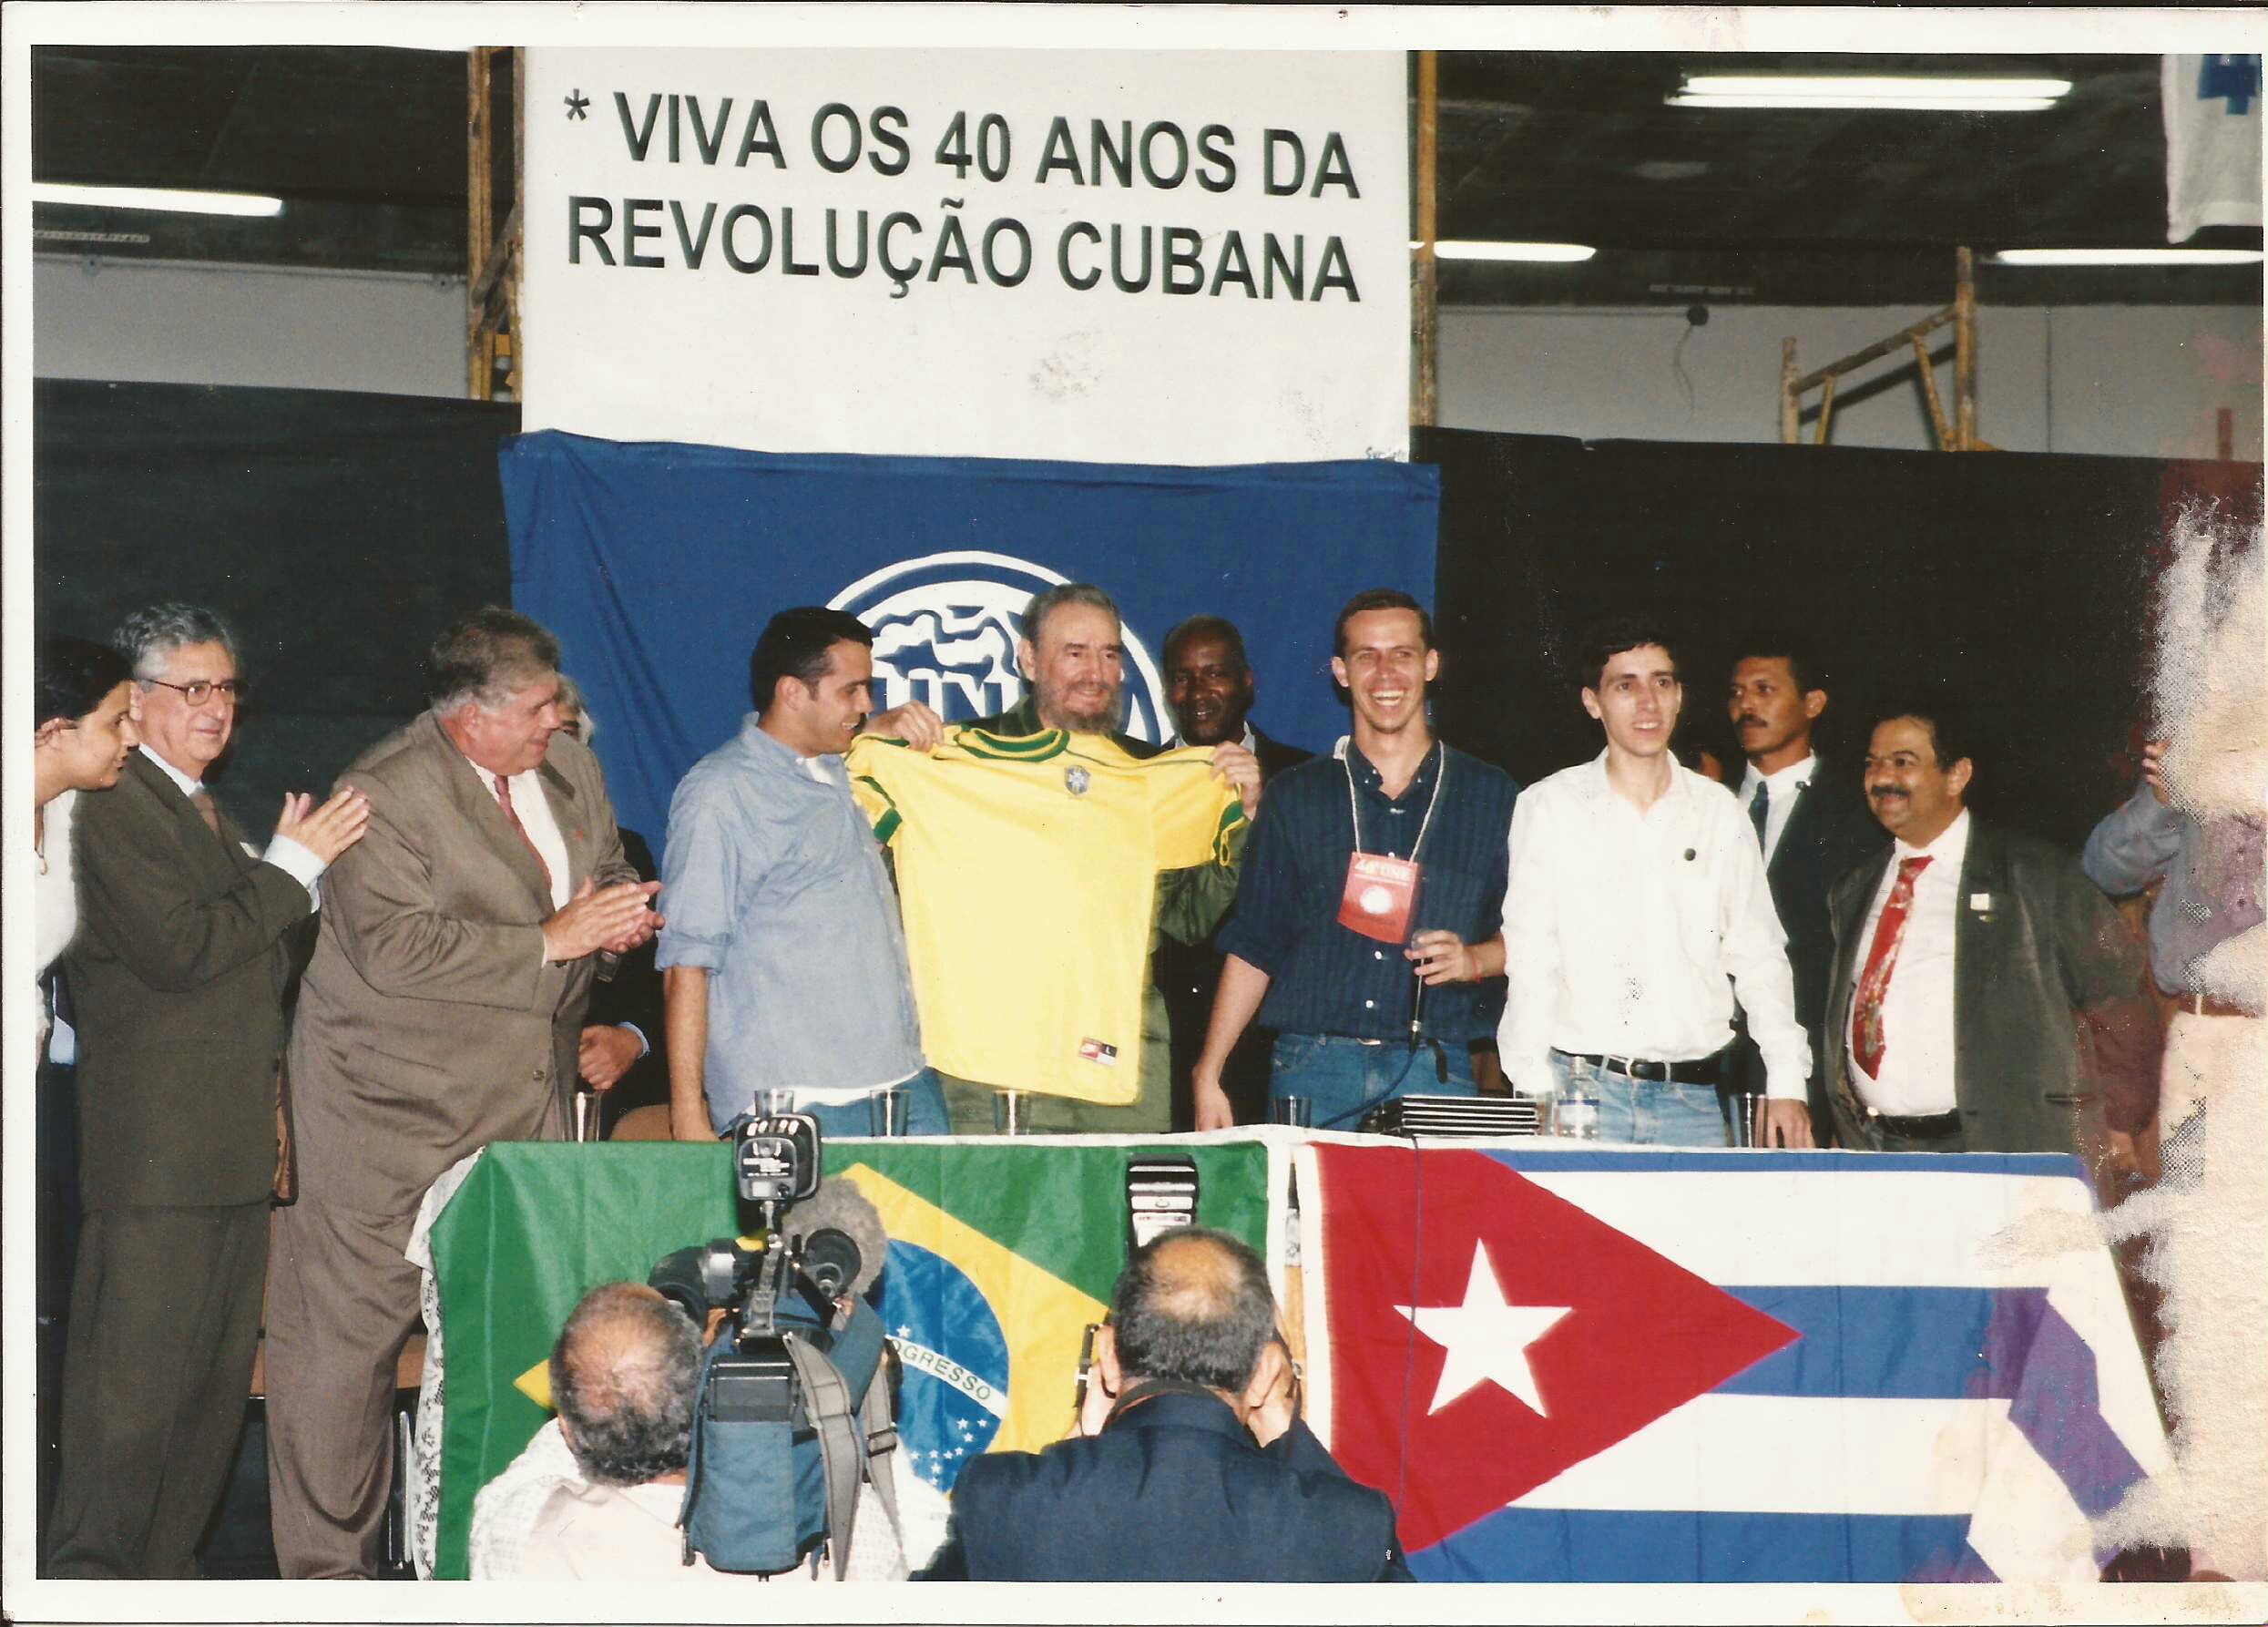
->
[1499,616,1812,1147]
[513,1280,915,1582]
[1825,701,2158,1153]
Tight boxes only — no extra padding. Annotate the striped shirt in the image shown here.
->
[1220,740,1517,1043]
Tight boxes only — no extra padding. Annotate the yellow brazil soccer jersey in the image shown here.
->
[845,727,1244,1106]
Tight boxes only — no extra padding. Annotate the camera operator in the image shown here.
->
[917,1227,1410,1581]
[476,1172,943,1580]
[514,1284,718,1579]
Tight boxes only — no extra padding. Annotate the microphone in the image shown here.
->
[784,1176,890,1296]
[1410,946,1446,1082]
[802,1228,863,1298]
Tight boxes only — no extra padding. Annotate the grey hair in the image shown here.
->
[555,673,593,743]
[549,1284,702,1488]
[424,606,562,716]
[1108,1227,1278,1396]
[1021,582,1120,649]
[113,603,240,680]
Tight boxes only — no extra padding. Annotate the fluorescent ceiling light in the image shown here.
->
[1670,74,2069,112]
[32,181,284,219]
[1992,247,2264,266]
[1415,240,1597,262]
[1673,92,2061,111]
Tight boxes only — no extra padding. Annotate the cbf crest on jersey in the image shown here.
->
[829,550,1170,743]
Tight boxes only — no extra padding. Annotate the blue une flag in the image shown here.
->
[499,430,1439,855]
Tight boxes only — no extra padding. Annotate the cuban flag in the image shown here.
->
[1302,1142,2169,1583]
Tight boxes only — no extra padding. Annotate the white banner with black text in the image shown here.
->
[520,48,1410,464]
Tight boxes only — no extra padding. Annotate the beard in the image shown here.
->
[1039,682,1124,734]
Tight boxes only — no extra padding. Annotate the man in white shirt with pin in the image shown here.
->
[1499,614,1813,1147]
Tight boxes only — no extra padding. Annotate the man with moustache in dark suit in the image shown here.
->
[1825,698,2158,1153]
[1724,634,1885,1145]
[1154,617,1309,1128]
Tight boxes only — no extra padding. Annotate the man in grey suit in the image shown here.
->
[48,603,369,1578]
[1826,698,2159,1154]
[264,606,661,1578]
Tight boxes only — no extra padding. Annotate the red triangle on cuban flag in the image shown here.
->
[1313,1145,1798,1554]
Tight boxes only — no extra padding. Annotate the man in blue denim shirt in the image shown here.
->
[1195,590,1517,1131]
[658,609,948,1141]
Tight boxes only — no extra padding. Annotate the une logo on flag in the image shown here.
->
[829,549,1170,742]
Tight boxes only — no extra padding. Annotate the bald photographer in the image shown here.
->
[919,1226,1410,1581]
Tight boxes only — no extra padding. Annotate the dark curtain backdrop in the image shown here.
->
[34,384,2259,859]
[1421,427,2262,853]
[33,379,519,829]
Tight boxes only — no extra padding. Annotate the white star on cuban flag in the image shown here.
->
[1395,1242,1569,1416]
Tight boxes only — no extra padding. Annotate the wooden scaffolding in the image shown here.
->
[1780,247,1993,451]
[467,46,522,403]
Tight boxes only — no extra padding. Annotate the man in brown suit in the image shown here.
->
[263,607,661,1578]
[48,603,369,1578]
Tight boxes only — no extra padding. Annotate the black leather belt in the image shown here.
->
[1566,1051,1724,1087]
[1864,1109,1963,1139]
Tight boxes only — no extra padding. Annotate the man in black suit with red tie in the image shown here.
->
[1724,634,1885,1145]
[1154,617,1309,1129]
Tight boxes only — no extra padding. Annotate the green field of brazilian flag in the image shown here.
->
[424,1139,1272,1578]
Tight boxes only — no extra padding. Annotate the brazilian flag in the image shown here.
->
[424,1139,1271,1578]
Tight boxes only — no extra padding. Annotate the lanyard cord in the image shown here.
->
[1342,739,1448,865]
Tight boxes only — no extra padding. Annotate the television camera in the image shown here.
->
[644,1110,894,1573]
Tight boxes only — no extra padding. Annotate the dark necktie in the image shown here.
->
[494,773,552,890]
[1851,856,1932,1080]
[189,787,222,838]
[1748,779,1770,849]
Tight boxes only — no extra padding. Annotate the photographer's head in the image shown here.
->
[550,1283,702,1489]
[1094,1228,1290,1424]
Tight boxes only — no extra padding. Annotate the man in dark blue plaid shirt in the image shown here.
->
[1192,590,1517,1131]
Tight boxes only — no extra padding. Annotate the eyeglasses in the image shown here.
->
[145,678,248,706]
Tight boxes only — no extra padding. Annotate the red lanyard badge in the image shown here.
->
[1333,740,1446,945]
[1339,852,1421,943]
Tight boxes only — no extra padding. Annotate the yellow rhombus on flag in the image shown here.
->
[512,1165,1105,1463]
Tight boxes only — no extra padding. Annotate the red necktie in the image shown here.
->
[1851,855,1931,1080]
[494,773,552,891]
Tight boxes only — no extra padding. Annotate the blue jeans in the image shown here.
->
[1548,1052,1730,1147]
[1270,1034,1477,1131]
[801,1068,952,1140]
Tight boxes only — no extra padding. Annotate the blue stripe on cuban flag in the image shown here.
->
[1405,1151,2168,1585]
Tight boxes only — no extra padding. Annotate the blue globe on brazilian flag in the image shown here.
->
[424,1139,1270,1577]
